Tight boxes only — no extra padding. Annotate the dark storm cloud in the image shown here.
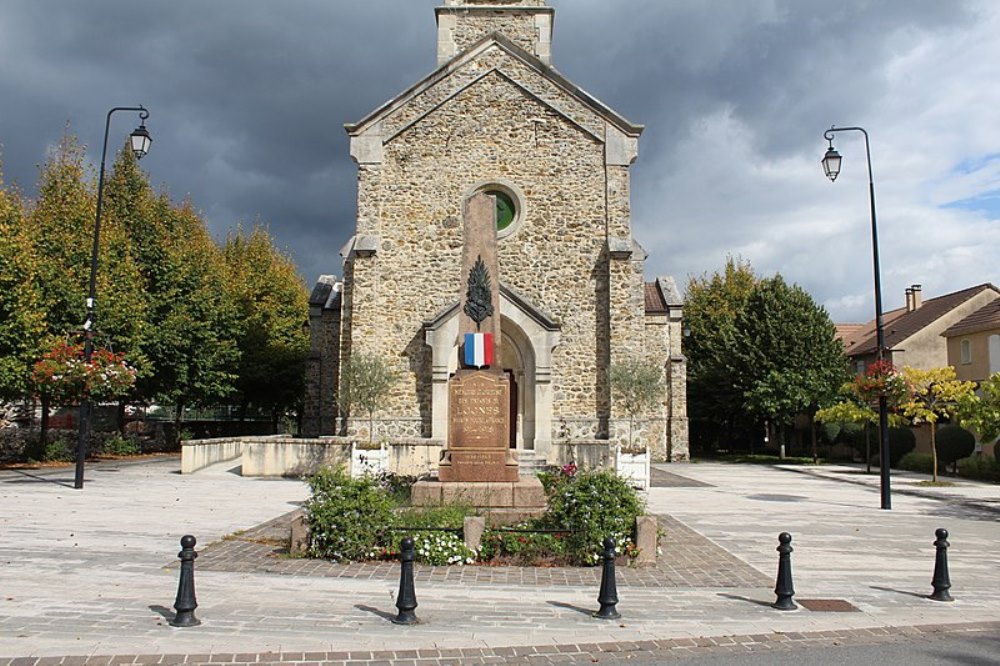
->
[1,0,996,320]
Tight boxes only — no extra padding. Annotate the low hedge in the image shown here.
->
[956,456,1000,483]
[897,452,934,474]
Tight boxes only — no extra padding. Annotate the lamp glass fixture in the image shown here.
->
[822,146,842,182]
[130,123,152,159]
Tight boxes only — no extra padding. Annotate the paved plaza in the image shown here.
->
[1,457,999,664]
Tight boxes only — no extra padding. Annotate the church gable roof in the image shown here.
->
[345,32,643,144]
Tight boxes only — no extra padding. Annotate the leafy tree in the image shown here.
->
[223,224,309,426]
[338,353,398,446]
[816,360,907,469]
[958,372,1000,445]
[24,134,93,344]
[94,146,158,427]
[21,135,149,443]
[683,257,758,449]
[149,201,241,422]
[103,149,241,428]
[730,275,847,460]
[935,425,976,473]
[23,133,97,440]
[900,366,977,482]
[27,136,147,366]
[609,357,663,451]
[0,168,45,400]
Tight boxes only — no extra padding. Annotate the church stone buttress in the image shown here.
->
[308,0,689,466]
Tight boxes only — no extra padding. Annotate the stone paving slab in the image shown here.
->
[194,512,769,588]
[3,458,1000,663]
[650,468,712,488]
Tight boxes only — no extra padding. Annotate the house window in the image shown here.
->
[855,360,866,375]
[960,339,972,365]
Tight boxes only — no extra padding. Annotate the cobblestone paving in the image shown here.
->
[1,622,995,665]
[195,512,769,589]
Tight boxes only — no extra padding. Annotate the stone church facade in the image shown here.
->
[304,0,688,467]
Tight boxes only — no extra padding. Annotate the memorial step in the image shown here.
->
[516,450,549,475]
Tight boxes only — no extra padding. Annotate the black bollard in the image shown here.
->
[171,535,201,627]
[392,536,419,625]
[929,528,954,602]
[772,532,797,611]
[593,537,621,620]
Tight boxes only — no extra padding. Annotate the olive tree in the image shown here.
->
[609,357,664,452]
[338,353,399,446]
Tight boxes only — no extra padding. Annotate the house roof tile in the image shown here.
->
[644,281,667,314]
[842,283,998,357]
[941,297,1000,337]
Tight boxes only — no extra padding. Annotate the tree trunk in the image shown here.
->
[40,394,51,447]
[368,409,375,447]
[810,413,818,464]
[931,422,939,482]
[174,402,185,445]
[864,422,871,474]
[116,399,127,435]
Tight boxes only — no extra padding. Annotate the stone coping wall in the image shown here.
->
[181,435,444,477]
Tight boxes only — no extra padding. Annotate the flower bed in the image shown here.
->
[303,464,647,566]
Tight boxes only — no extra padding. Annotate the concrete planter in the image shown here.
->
[351,442,389,478]
[616,447,650,490]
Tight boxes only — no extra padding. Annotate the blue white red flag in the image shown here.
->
[463,332,494,368]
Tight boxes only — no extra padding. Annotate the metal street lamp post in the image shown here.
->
[74,106,152,490]
[821,125,891,510]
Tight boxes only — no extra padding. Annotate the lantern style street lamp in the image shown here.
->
[75,106,152,490]
[821,125,892,510]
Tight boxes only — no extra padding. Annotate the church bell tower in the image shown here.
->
[436,0,554,66]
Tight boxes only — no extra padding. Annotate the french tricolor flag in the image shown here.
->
[463,332,494,369]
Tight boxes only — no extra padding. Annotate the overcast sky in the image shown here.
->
[1,0,998,323]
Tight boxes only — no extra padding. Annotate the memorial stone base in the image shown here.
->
[410,476,547,526]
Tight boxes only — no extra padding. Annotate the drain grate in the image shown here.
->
[798,598,860,612]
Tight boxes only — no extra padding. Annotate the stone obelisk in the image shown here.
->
[438,192,519,482]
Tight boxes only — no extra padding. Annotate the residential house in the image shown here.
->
[839,283,1000,457]
[942,297,1000,457]
[840,283,1000,373]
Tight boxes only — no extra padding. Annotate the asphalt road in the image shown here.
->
[627,633,1000,665]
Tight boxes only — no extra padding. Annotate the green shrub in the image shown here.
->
[956,456,1000,483]
[838,423,867,455]
[305,466,395,562]
[888,427,916,466]
[373,472,418,505]
[102,434,140,456]
[897,452,934,474]
[395,504,470,529]
[479,528,568,565]
[936,426,975,468]
[43,438,73,462]
[540,468,645,565]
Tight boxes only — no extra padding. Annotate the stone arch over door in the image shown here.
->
[424,284,560,460]
[501,318,534,450]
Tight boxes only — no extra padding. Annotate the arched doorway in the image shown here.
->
[501,320,535,450]
[424,285,560,460]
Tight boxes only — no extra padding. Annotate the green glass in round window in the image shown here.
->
[488,190,516,231]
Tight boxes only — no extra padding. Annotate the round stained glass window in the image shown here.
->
[488,190,516,231]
